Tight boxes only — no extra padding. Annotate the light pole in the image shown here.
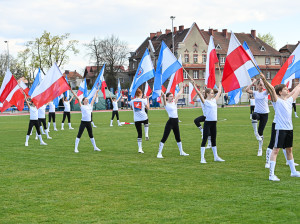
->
[4,40,9,69]
[170,16,175,55]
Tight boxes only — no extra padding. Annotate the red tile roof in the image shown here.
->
[62,71,82,80]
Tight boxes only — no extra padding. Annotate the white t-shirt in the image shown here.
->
[204,98,217,121]
[112,101,118,111]
[81,104,92,122]
[49,102,55,113]
[253,90,269,114]
[196,99,206,116]
[275,97,294,130]
[293,100,296,104]
[30,106,38,120]
[250,99,255,106]
[130,98,148,122]
[38,105,46,119]
[272,102,277,123]
[165,101,178,118]
[64,101,70,112]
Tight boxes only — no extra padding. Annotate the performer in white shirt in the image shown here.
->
[61,94,74,130]
[110,95,122,127]
[47,101,58,131]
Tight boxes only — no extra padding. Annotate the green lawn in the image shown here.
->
[0,107,299,223]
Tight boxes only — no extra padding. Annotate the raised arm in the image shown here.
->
[161,91,167,106]
[91,89,100,107]
[291,84,300,102]
[23,93,31,108]
[260,74,277,102]
[68,92,74,102]
[70,89,82,107]
[145,96,150,110]
[116,95,122,102]
[192,81,205,104]
[288,83,300,98]
[214,82,222,101]
[246,79,257,94]
[174,88,183,104]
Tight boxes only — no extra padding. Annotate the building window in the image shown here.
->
[193,70,199,79]
[275,58,280,65]
[184,54,189,63]
[266,71,271,79]
[266,57,271,65]
[202,70,205,79]
[260,46,266,51]
[119,77,125,83]
[220,57,225,64]
[193,54,198,63]
[216,44,222,50]
[183,70,188,79]
[184,86,189,94]
[202,54,206,64]
[132,62,135,70]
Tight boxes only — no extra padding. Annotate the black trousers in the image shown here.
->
[77,121,93,138]
[134,119,149,139]
[201,121,217,147]
[91,112,93,122]
[62,112,71,123]
[145,108,148,114]
[38,118,47,129]
[161,118,181,143]
[252,113,269,136]
[268,122,276,149]
[27,120,41,135]
[292,103,296,112]
[49,112,55,122]
[250,106,255,114]
[111,111,119,120]
[194,115,206,128]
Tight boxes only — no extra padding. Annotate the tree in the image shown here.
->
[26,31,79,75]
[0,53,23,86]
[17,48,38,87]
[85,35,128,89]
[258,33,277,49]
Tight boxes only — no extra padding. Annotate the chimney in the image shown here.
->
[156,31,162,36]
[174,27,177,33]
[150,33,156,39]
[65,70,69,75]
[179,25,184,31]
[222,29,228,38]
[165,29,171,35]
[251,30,256,39]
[208,28,214,35]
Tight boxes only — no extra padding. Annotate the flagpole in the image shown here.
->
[216,60,224,107]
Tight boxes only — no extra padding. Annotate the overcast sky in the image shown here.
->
[0,0,299,75]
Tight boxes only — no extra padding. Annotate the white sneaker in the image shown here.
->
[269,175,280,181]
[46,129,50,133]
[255,133,262,141]
[41,132,46,135]
[291,171,300,177]
[214,157,225,162]
[145,137,149,141]
[295,115,299,118]
[118,124,122,126]
[286,162,299,166]
[35,136,38,140]
[93,125,97,128]
[69,127,74,130]
[257,149,262,157]
[200,158,207,164]
[74,148,79,153]
[110,124,113,127]
[157,153,164,159]
[265,163,270,169]
[40,141,47,145]
[138,148,144,154]
[47,136,52,139]
[94,147,101,151]
[180,151,189,156]
[25,142,28,147]
[61,128,64,130]
[206,144,211,149]
[54,128,58,131]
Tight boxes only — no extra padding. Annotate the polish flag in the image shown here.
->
[166,55,184,95]
[157,85,166,103]
[100,74,107,99]
[222,32,253,93]
[31,64,70,108]
[0,69,18,103]
[189,82,197,105]
[1,84,25,112]
[144,81,152,96]
[205,36,219,89]
[19,80,30,97]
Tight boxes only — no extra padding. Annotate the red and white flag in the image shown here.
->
[144,81,152,96]
[157,85,166,103]
[166,55,184,95]
[189,82,197,105]
[100,74,107,99]
[0,69,17,102]
[205,36,219,89]
[31,64,70,108]
[222,32,252,93]
[1,84,25,112]
[19,80,29,97]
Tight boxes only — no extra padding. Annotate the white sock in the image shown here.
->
[137,138,142,149]
[90,138,97,149]
[26,135,29,143]
[75,137,80,150]
[201,147,206,159]
[40,126,45,134]
[68,123,72,128]
[282,149,288,162]
[269,161,276,176]
[295,112,298,116]
[110,120,113,126]
[30,128,33,135]
[61,123,64,129]
[38,135,43,143]
[266,148,272,164]
[48,122,51,130]
[212,146,219,160]
[252,121,258,134]
[117,120,120,125]
[45,130,50,138]
[144,126,149,138]
[259,139,263,150]
[53,123,57,129]
[177,142,183,154]
[91,121,95,126]
[207,136,211,146]
[36,131,38,138]
[158,142,164,154]
[287,159,297,174]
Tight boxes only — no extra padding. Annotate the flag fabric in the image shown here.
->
[117,78,121,98]
[222,32,253,93]
[100,73,107,99]
[189,82,197,105]
[205,36,219,89]
[53,94,63,108]
[284,73,300,89]
[0,69,19,102]
[272,44,300,86]
[31,64,70,109]
[75,78,88,104]
[228,88,243,105]
[144,81,152,96]
[1,84,25,112]
[28,68,44,96]
[174,85,180,97]
[153,41,182,99]
[166,55,184,95]
[64,74,70,100]
[242,41,261,78]
[19,80,29,97]
[157,85,166,104]
[130,49,155,97]
[87,65,106,102]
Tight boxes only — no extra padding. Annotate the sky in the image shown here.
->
[0,0,300,75]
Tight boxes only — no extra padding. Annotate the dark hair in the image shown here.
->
[82,97,87,104]
[135,88,142,97]
[112,97,116,100]
[275,84,286,96]
[204,88,212,99]
[213,89,218,94]
[166,92,173,98]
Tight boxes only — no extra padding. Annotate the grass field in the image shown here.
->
[0,106,300,223]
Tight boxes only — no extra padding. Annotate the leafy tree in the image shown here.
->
[258,33,277,49]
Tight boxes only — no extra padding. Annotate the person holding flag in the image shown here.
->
[35,103,52,140]
[110,94,122,127]
[70,89,101,153]
[47,100,58,131]
[157,86,189,159]
[61,94,74,130]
